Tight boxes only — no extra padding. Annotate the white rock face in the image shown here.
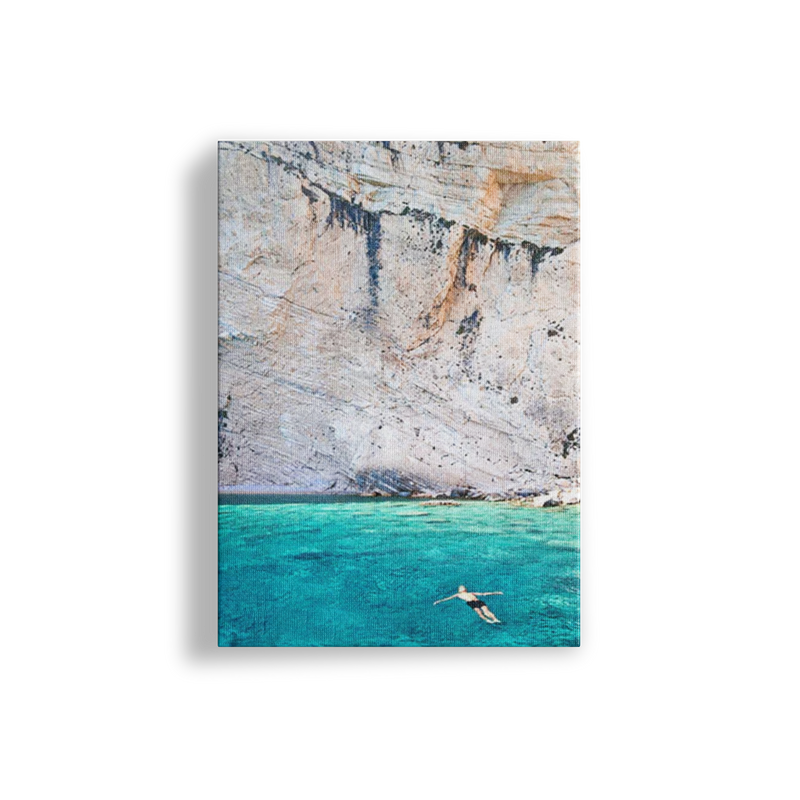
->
[218,141,580,498]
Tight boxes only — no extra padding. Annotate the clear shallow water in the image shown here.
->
[219,498,579,647]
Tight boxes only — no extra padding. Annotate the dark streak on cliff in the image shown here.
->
[400,205,458,231]
[456,309,482,337]
[218,395,232,460]
[520,241,565,277]
[308,141,322,163]
[326,193,382,311]
[458,229,488,287]
[494,240,514,261]
[561,427,580,458]
[379,141,401,167]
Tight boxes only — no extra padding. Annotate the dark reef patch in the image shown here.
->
[292,552,335,561]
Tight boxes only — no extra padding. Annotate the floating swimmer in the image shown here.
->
[433,585,503,623]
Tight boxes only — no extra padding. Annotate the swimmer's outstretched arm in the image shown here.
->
[433,594,459,605]
[474,591,504,596]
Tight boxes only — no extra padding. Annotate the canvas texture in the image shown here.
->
[218,141,580,647]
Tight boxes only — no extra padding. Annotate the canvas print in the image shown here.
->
[218,141,580,647]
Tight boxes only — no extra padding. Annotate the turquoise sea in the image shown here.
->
[218,497,580,647]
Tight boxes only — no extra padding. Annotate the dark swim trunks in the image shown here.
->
[467,600,487,609]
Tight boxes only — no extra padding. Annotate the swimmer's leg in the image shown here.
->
[473,607,489,622]
[483,608,501,623]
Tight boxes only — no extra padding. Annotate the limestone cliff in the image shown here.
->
[218,141,580,498]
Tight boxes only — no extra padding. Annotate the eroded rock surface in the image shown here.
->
[218,141,580,498]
